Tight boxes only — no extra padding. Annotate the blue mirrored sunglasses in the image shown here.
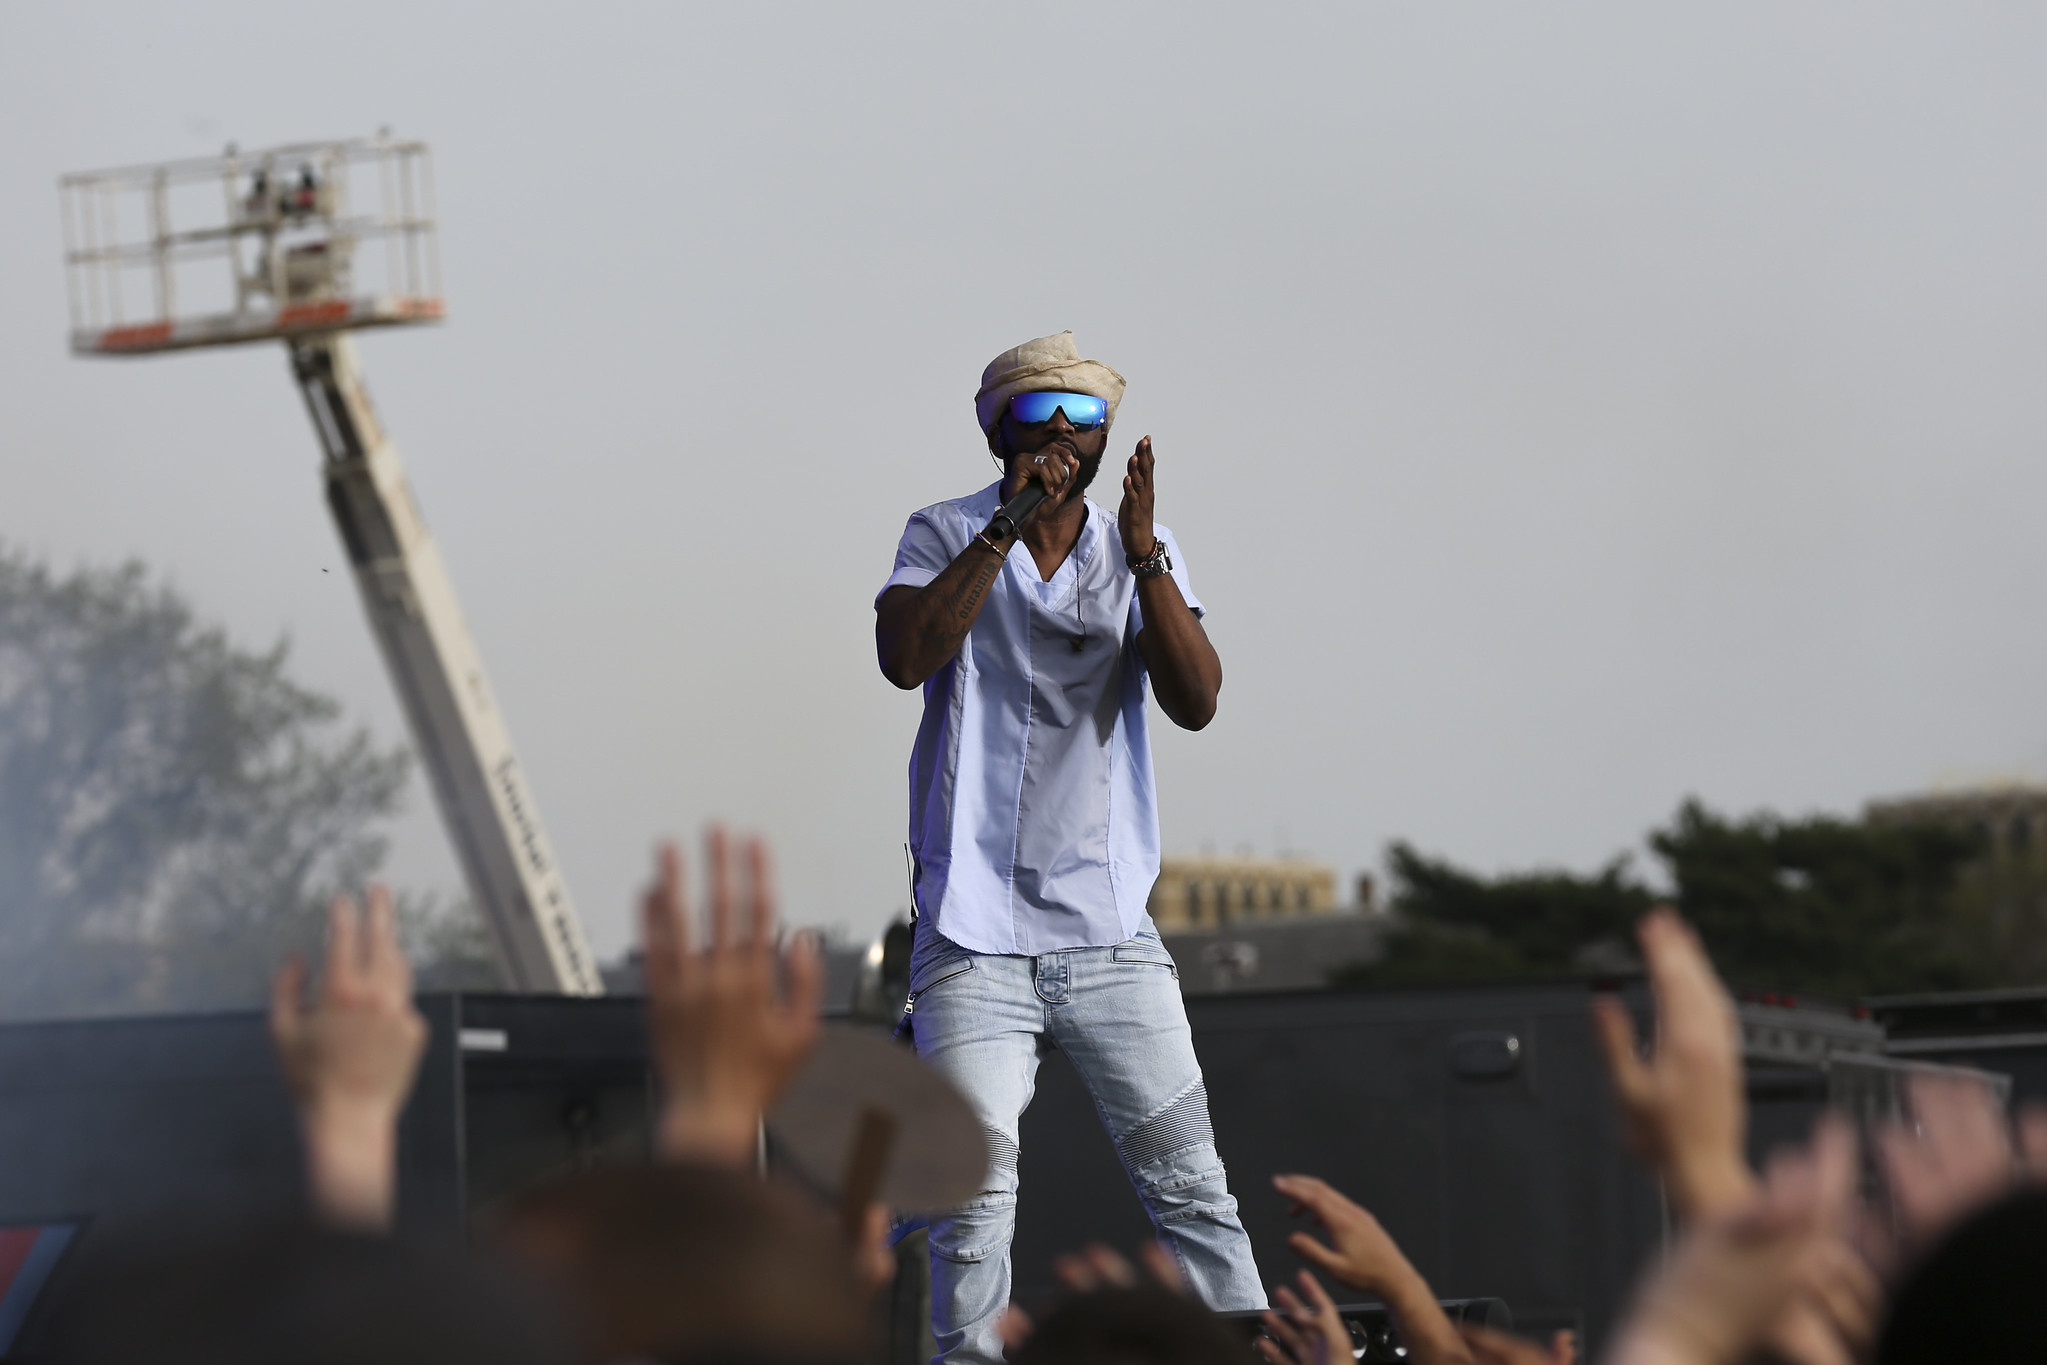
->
[1007,391,1108,429]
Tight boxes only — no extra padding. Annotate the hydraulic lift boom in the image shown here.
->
[59,137,601,994]
[292,335,599,992]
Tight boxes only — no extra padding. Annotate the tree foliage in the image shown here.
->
[1338,799,1997,998]
[0,545,498,1017]
[1651,800,1985,997]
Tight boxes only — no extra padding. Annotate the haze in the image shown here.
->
[5,4,2045,958]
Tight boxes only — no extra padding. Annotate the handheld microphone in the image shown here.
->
[986,482,1050,541]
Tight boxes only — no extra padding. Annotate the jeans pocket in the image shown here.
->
[1112,941,1179,977]
[931,1234,1000,1264]
[907,954,976,1003]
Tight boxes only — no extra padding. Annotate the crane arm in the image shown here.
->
[290,334,601,994]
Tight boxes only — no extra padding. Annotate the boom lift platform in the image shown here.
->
[59,136,600,994]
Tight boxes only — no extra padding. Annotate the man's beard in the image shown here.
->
[1068,448,1104,497]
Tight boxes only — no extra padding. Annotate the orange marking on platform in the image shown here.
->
[99,321,174,350]
[278,300,353,328]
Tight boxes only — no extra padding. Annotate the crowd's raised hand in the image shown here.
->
[1590,906,1886,1365]
[1605,1117,1867,1365]
[244,846,2047,1365]
[268,885,428,1230]
[1271,1173,1474,1365]
[639,829,823,1167]
[1255,1268,1351,1365]
[1000,1240,1248,1365]
[1461,1323,1577,1365]
[1874,1070,2047,1264]
[998,1239,1189,1352]
[1589,908,1751,1220]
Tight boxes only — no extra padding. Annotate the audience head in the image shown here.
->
[54,1218,571,1365]
[494,1162,871,1364]
[1878,1186,2047,1365]
[1008,1285,1247,1365]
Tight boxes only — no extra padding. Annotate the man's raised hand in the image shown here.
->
[1117,435,1157,560]
[268,885,428,1229]
[642,829,823,1167]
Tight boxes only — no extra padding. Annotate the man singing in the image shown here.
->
[875,332,1264,1361]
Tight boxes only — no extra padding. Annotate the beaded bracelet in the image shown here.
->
[1127,537,1173,579]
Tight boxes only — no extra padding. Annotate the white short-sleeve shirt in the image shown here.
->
[879,480,1205,956]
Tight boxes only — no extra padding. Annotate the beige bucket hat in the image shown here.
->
[974,330,1127,434]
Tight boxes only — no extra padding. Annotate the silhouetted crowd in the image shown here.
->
[46,831,2047,1365]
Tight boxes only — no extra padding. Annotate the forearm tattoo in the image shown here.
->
[952,555,1000,622]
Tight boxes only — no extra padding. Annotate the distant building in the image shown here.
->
[1147,855,1344,933]
[1865,785,2047,862]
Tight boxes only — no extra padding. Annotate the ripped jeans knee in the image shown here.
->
[1135,1145,1240,1228]
[929,1191,1018,1266]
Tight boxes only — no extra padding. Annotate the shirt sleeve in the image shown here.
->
[878,508,956,601]
[1128,523,1204,636]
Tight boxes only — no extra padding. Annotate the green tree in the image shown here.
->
[1337,800,1994,998]
[1335,844,1651,987]
[402,890,505,992]
[0,545,498,1017]
[1943,853,2047,989]
[1652,800,1984,997]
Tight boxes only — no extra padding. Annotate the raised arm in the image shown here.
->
[269,886,428,1230]
[1589,909,1753,1219]
[1122,438,1221,730]
[1592,910,1882,1365]
[641,830,822,1167]
[1272,1173,1474,1365]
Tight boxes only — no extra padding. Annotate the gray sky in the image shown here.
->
[6,3,2047,958]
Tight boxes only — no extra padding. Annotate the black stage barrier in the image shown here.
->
[1009,979,1656,1353]
[1738,989,2047,1171]
[0,994,657,1245]
[0,983,1670,1352]
[1869,986,2047,1103]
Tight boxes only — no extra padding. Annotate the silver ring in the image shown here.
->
[1033,454,1047,465]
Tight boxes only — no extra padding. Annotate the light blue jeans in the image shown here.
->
[905,913,1265,1364]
